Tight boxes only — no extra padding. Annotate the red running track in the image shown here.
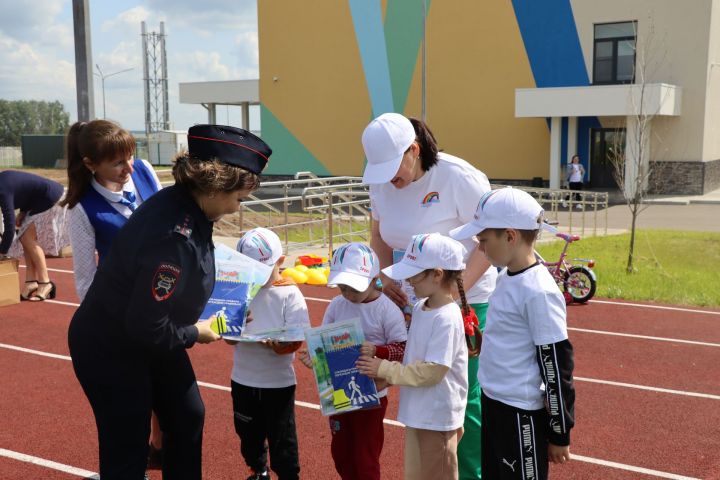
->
[0,257,719,479]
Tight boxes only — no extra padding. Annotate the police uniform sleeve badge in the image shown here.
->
[152,263,181,301]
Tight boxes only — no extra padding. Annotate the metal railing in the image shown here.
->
[219,175,370,256]
[211,175,608,255]
[511,186,609,236]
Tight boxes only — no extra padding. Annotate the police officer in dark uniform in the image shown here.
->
[68,125,271,480]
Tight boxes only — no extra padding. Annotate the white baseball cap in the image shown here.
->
[327,242,380,292]
[236,227,283,266]
[361,113,416,184]
[449,187,544,240]
[382,233,467,280]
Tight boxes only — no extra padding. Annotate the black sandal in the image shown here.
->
[29,281,56,301]
[20,280,38,301]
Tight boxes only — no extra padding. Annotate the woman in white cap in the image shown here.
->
[362,112,496,480]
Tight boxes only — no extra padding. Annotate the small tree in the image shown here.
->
[608,19,672,273]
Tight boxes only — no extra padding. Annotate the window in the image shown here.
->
[593,21,637,85]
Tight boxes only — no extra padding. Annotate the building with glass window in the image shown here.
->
[257,1,720,194]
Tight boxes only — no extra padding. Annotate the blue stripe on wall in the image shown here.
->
[348,0,394,117]
[510,0,589,87]
[511,0,600,173]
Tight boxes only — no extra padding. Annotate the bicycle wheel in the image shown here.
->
[563,266,597,303]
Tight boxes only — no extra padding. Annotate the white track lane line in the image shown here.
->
[574,376,720,401]
[0,343,707,479]
[34,263,720,316]
[589,299,720,316]
[32,264,719,315]
[6,342,719,402]
[568,327,720,348]
[570,454,699,480]
[20,265,74,275]
[45,299,719,348]
[0,447,97,478]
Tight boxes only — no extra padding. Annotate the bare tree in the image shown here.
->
[608,18,672,273]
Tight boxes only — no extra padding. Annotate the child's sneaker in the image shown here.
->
[575,203,582,210]
[561,201,568,208]
[246,469,270,480]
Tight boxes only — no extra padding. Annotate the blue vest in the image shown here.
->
[79,160,159,265]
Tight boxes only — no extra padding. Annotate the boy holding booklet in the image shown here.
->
[230,227,310,480]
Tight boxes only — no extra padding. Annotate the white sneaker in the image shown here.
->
[575,203,582,210]
[561,201,568,208]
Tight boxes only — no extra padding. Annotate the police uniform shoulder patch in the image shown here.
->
[173,214,194,239]
[152,263,181,301]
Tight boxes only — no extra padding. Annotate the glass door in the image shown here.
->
[590,128,625,188]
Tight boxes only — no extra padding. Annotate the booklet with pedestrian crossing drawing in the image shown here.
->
[304,319,380,416]
[201,244,273,338]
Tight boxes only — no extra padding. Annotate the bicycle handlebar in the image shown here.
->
[556,232,581,242]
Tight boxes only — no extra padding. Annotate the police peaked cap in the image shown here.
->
[187,124,271,174]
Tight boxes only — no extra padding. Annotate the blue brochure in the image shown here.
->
[305,319,380,416]
[200,244,272,338]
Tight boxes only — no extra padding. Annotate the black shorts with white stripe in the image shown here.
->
[481,392,549,480]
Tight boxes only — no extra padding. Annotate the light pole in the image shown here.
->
[94,64,133,119]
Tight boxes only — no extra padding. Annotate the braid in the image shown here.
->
[456,276,470,317]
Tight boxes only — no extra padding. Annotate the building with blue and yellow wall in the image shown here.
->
[257,1,720,194]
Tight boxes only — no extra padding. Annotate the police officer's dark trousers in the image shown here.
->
[70,335,205,480]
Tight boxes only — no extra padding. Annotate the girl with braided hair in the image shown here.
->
[358,233,470,480]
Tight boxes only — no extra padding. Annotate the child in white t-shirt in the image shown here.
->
[450,187,576,480]
[357,233,469,480]
[230,228,310,480]
[300,242,407,480]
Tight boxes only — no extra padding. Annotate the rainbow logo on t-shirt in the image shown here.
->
[421,191,440,207]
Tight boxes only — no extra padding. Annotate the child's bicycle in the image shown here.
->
[536,224,597,304]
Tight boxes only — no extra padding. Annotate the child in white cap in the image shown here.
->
[231,227,310,480]
[357,232,469,480]
[449,187,576,480]
[301,242,407,480]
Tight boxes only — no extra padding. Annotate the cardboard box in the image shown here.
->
[0,258,20,307]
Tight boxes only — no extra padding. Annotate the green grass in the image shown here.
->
[535,230,720,307]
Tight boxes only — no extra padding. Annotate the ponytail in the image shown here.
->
[408,117,439,172]
[61,122,90,208]
[60,120,135,208]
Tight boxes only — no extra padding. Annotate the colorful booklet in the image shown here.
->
[201,244,273,339]
[304,319,380,416]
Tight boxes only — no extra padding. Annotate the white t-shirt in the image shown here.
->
[397,301,468,431]
[231,284,310,388]
[68,159,162,301]
[370,152,497,303]
[479,264,568,411]
[323,293,408,397]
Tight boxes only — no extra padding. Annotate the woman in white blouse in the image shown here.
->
[61,120,163,300]
[60,119,164,466]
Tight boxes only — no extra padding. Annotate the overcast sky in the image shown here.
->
[0,0,260,132]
